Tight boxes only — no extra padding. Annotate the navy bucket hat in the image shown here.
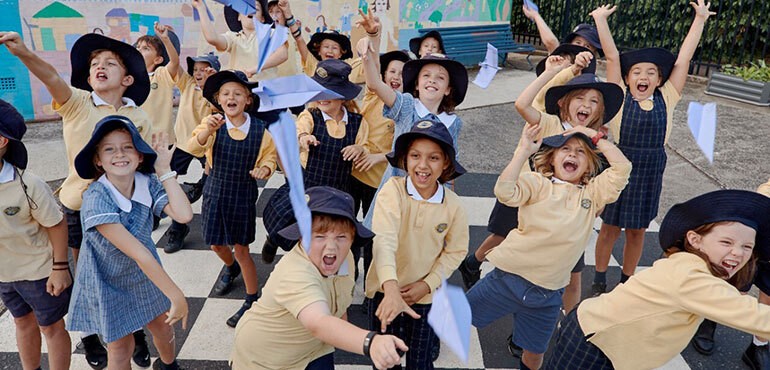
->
[409,30,445,57]
[379,50,412,79]
[563,23,603,56]
[307,30,353,61]
[158,30,181,67]
[386,118,466,181]
[540,132,596,150]
[202,70,260,112]
[75,115,157,179]
[70,33,151,106]
[278,186,374,241]
[659,190,770,260]
[0,99,29,169]
[536,43,597,77]
[402,53,468,106]
[544,73,624,124]
[620,47,676,83]
[312,59,362,100]
[186,52,222,76]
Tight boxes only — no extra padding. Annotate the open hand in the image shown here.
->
[354,153,386,172]
[517,123,542,156]
[154,22,174,39]
[690,0,716,20]
[341,144,365,161]
[563,125,599,140]
[375,283,421,333]
[400,281,430,306]
[152,132,175,174]
[522,3,539,20]
[370,335,408,369]
[278,0,293,18]
[356,9,381,35]
[165,295,189,330]
[590,4,617,20]
[544,55,570,73]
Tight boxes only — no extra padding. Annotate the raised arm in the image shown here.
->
[0,31,72,105]
[522,4,559,53]
[498,123,542,183]
[192,0,228,51]
[590,5,621,85]
[357,11,396,107]
[669,0,715,94]
[279,0,310,63]
[155,23,180,78]
[152,132,193,223]
[514,55,573,124]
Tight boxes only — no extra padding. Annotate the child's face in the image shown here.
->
[406,138,448,196]
[419,37,441,57]
[416,64,451,103]
[268,6,284,24]
[316,99,344,116]
[95,130,143,178]
[625,62,661,101]
[569,36,597,54]
[136,40,163,72]
[560,88,603,128]
[319,39,343,60]
[87,51,133,94]
[687,222,756,278]
[192,61,212,88]
[549,137,589,185]
[309,225,354,277]
[373,0,387,13]
[383,60,405,92]
[216,82,252,117]
[239,11,258,30]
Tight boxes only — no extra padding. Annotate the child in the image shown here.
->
[591,1,714,296]
[163,52,220,254]
[0,100,71,370]
[68,116,192,370]
[231,186,407,370]
[189,70,277,327]
[0,30,154,368]
[366,119,470,369]
[467,125,631,370]
[521,3,602,56]
[136,22,181,139]
[262,59,369,261]
[408,30,445,58]
[192,0,288,81]
[546,189,770,370]
[267,0,305,115]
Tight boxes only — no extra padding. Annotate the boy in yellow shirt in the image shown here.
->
[136,22,181,139]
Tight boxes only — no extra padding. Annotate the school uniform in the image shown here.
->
[68,173,170,342]
[601,81,681,229]
[141,66,176,139]
[221,31,279,82]
[188,113,276,246]
[231,245,355,369]
[171,71,213,174]
[302,56,365,84]
[352,89,394,214]
[533,68,579,113]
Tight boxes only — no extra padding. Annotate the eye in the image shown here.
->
[744,244,755,251]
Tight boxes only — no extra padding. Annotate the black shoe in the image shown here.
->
[507,335,523,358]
[458,258,481,290]
[261,237,278,264]
[132,330,151,368]
[591,282,607,297]
[81,334,108,370]
[742,342,770,370]
[182,180,204,204]
[213,262,241,296]
[227,295,259,328]
[164,223,190,254]
[152,358,182,370]
[431,340,440,362]
[691,319,716,355]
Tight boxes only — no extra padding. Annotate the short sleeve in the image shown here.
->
[383,91,415,131]
[81,183,122,230]
[53,87,89,122]
[148,175,169,218]
[660,80,682,109]
[273,264,328,318]
[494,172,547,207]
[221,31,237,53]
[26,173,63,228]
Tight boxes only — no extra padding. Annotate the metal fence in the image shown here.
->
[510,0,770,76]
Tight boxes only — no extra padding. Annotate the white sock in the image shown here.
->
[753,337,768,346]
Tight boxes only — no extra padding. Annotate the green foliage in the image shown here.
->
[721,60,770,82]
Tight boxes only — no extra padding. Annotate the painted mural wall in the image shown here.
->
[1,0,511,120]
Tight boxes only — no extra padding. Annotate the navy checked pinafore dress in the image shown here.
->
[201,116,266,246]
[263,108,361,250]
[601,89,667,229]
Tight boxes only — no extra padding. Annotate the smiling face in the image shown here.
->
[549,137,592,185]
[216,81,252,118]
[383,59,405,92]
[416,64,451,104]
[688,222,756,278]
[192,61,212,88]
[558,88,605,130]
[625,62,662,101]
[372,0,388,13]
[318,39,343,60]
[419,37,441,57]
[268,4,284,24]
[95,129,143,179]
[87,50,133,94]
[308,214,355,277]
[316,99,344,117]
[405,137,449,199]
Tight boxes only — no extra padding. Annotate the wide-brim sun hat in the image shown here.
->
[540,132,596,150]
[70,33,151,106]
[74,115,156,179]
[544,73,624,124]
[386,118,466,181]
[0,99,28,169]
[278,186,374,241]
[307,30,353,61]
[563,23,603,56]
[311,59,362,100]
[659,190,770,260]
[620,47,676,83]
[202,70,260,112]
[379,50,412,79]
[535,43,597,77]
[186,52,222,76]
[409,30,445,57]
[402,54,468,106]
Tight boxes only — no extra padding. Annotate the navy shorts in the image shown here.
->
[466,269,563,353]
[0,277,72,326]
[170,148,205,176]
[63,206,82,249]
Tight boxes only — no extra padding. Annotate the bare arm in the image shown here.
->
[44,219,72,296]
[279,0,309,63]
[498,123,542,183]
[358,10,396,107]
[591,5,621,85]
[522,5,559,52]
[156,23,180,78]
[669,0,715,94]
[515,55,572,125]
[0,32,72,105]
[192,0,228,51]
[152,133,193,223]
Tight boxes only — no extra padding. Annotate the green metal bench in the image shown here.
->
[417,24,535,68]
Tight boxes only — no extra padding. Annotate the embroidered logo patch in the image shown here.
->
[4,206,20,216]
[581,199,592,209]
[316,67,328,78]
[435,223,447,233]
[416,120,433,129]
[150,82,158,90]
[137,126,144,133]
[305,194,311,203]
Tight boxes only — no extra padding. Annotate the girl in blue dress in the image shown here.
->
[68,116,193,370]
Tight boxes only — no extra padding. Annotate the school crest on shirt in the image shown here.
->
[151,82,158,90]
[4,206,20,216]
[416,121,433,129]
[435,223,447,233]
[581,199,592,209]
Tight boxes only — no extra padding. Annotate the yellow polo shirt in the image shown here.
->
[141,66,176,138]
[222,31,279,82]
[534,67,578,113]
[187,113,277,173]
[174,71,213,153]
[578,252,770,370]
[295,108,370,167]
[53,88,153,210]
[231,245,355,370]
[352,89,395,188]
[607,80,681,145]
[302,56,365,84]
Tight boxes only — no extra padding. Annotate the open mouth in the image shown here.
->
[112,160,130,167]
[95,72,108,81]
[722,259,739,272]
[226,102,239,109]
[415,171,431,182]
[424,86,438,92]
[637,82,649,93]
[562,159,578,173]
[576,110,590,122]
[322,254,337,268]
[389,81,401,89]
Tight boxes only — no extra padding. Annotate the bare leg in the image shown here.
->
[594,224,621,274]
[562,272,581,313]
[211,245,235,265]
[521,350,544,369]
[106,334,133,370]
[621,228,647,276]
[146,314,176,365]
[14,313,41,370]
[39,319,71,370]
[234,244,258,295]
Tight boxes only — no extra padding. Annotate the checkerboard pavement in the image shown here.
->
[0,167,754,369]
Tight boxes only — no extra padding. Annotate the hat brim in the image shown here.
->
[379,50,411,79]
[409,30,445,57]
[224,6,243,32]
[385,131,466,181]
[540,132,595,150]
[74,117,157,179]
[70,34,151,106]
[620,47,676,83]
[659,190,770,260]
[535,44,596,77]
[311,76,361,100]
[277,209,374,241]
[544,80,624,124]
[186,55,221,77]
[563,26,603,57]
[402,58,468,106]
[3,139,28,170]
[307,32,353,61]
[202,71,260,111]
